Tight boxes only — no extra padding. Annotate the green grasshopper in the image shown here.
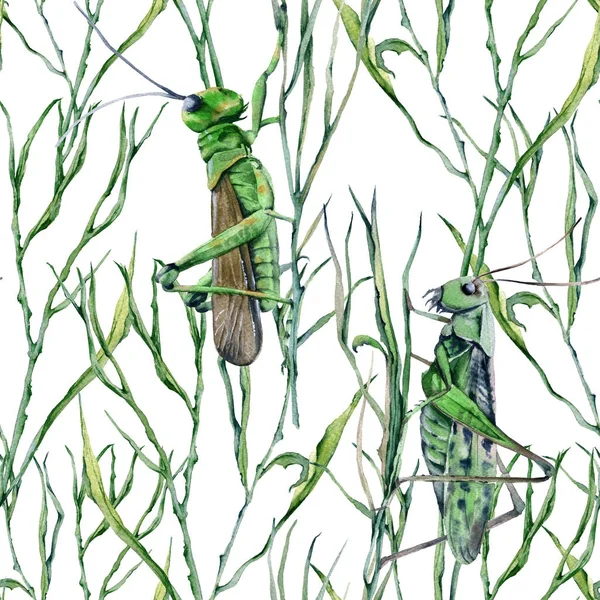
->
[382,229,599,567]
[154,89,280,366]
[420,275,513,564]
[72,4,281,366]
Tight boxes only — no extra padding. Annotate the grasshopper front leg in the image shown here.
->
[156,209,272,290]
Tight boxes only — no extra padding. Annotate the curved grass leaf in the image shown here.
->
[562,124,578,328]
[0,1,5,70]
[281,388,363,522]
[0,579,30,594]
[265,452,310,492]
[330,0,394,96]
[80,408,180,600]
[303,536,320,600]
[375,39,423,76]
[298,276,371,347]
[484,11,600,244]
[238,367,251,490]
[314,543,346,600]
[489,452,566,598]
[153,541,172,600]
[350,190,403,484]
[4,243,136,505]
[14,99,61,195]
[331,0,462,178]
[311,564,343,600]
[540,455,599,600]
[435,0,455,75]
[277,521,297,600]
[352,335,386,356]
[25,110,93,245]
[545,531,596,600]
[506,291,554,331]
[571,116,599,325]
[219,386,363,593]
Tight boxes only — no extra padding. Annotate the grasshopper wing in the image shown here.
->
[211,173,263,366]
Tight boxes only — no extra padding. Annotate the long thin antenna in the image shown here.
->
[478,217,582,278]
[482,275,600,287]
[55,92,170,147]
[73,2,185,100]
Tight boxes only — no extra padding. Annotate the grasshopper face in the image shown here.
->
[181,87,246,132]
[425,276,489,314]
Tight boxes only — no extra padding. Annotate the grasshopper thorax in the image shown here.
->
[426,276,489,314]
[181,88,246,133]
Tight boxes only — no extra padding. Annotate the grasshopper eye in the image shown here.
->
[183,94,203,113]
[461,282,476,296]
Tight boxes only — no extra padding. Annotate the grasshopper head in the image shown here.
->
[181,88,246,132]
[425,276,489,314]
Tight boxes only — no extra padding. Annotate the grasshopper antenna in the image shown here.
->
[56,92,170,147]
[73,2,185,100]
[57,3,187,147]
[484,275,600,287]
[478,217,582,279]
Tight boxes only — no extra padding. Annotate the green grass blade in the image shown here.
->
[14,99,60,193]
[264,452,310,491]
[350,189,403,485]
[34,459,50,598]
[311,564,343,600]
[268,521,279,600]
[449,561,461,600]
[116,263,194,413]
[0,580,31,595]
[506,291,554,331]
[153,541,172,600]
[219,386,364,593]
[238,367,251,490]
[79,407,181,600]
[544,529,596,600]
[401,215,422,400]
[3,14,62,76]
[490,452,567,597]
[561,124,578,328]
[520,1,578,62]
[324,0,341,130]
[280,388,363,522]
[482,11,600,256]
[0,2,6,70]
[541,455,599,599]
[25,112,92,246]
[3,242,136,505]
[303,536,320,600]
[571,116,598,316]
[375,39,423,76]
[105,413,161,473]
[104,561,143,594]
[298,276,371,347]
[277,521,297,600]
[433,516,445,600]
[41,459,64,597]
[435,0,455,75]
[314,542,346,600]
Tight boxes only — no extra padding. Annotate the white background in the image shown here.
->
[1,0,599,598]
